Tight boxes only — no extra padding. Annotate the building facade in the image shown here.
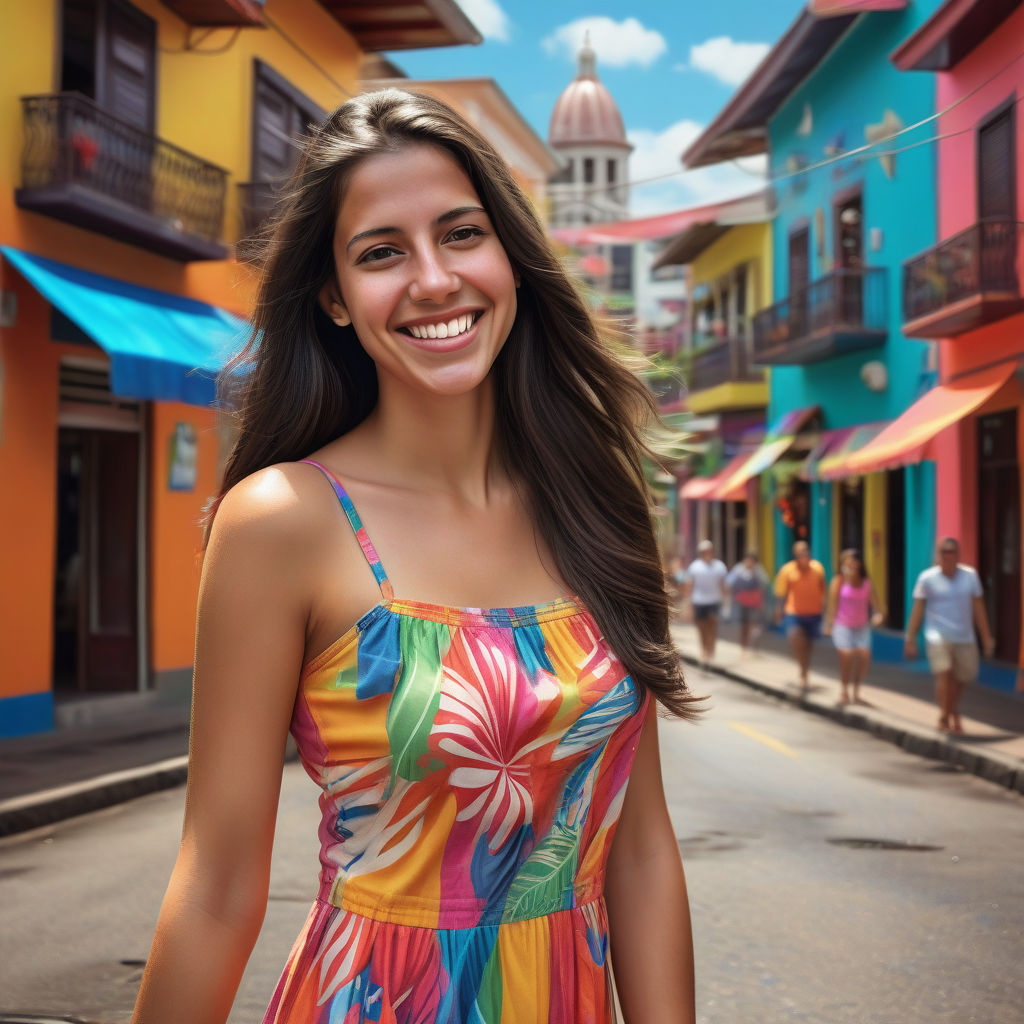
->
[0,0,481,738]
[886,0,1024,678]
[685,2,942,641]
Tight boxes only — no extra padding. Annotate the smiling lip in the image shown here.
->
[396,311,483,353]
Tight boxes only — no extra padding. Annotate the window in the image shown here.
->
[978,104,1015,221]
[252,61,325,184]
[607,160,616,184]
[61,0,156,131]
[610,245,633,292]
[583,157,595,184]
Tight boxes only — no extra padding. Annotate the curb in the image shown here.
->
[0,756,189,838]
[683,653,1024,796]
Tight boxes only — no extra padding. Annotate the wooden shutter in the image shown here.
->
[100,0,156,132]
[978,106,1015,221]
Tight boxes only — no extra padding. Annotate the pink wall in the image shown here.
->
[931,6,1024,562]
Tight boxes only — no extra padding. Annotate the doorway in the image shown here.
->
[977,410,1021,663]
[835,191,864,325]
[788,227,810,339]
[885,468,906,629]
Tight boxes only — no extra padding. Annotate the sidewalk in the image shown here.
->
[672,620,1024,794]
[2,626,1023,838]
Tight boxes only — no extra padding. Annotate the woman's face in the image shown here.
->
[323,143,518,398]
[842,554,861,575]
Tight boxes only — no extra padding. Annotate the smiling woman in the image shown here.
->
[130,89,700,1024]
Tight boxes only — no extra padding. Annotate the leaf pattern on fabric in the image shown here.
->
[501,823,579,922]
[316,911,377,1005]
[550,675,641,762]
[386,617,449,789]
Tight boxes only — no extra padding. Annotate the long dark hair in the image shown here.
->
[209,88,700,720]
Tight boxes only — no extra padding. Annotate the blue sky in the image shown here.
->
[387,0,800,216]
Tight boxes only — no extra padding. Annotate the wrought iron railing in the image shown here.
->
[20,93,227,243]
[903,219,1023,325]
[752,267,887,358]
[689,338,761,391]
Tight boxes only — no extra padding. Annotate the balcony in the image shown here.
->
[902,220,1024,338]
[752,267,887,365]
[686,338,768,412]
[16,93,229,262]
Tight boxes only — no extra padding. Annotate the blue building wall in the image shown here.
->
[766,4,941,611]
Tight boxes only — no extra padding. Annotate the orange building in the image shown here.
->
[0,0,481,738]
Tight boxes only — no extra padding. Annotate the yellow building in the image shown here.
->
[653,191,774,568]
[0,0,482,738]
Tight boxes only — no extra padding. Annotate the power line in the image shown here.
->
[571,46,1024,200]
[263,11,354,101]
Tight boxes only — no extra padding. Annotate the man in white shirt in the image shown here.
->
[904,537,994,734]
[683,540,729,671]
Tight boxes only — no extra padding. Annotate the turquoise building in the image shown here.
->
[684,1,941,633]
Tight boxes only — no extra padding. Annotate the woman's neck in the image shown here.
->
[361,376,502,502]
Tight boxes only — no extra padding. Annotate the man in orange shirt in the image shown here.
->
[773,540,827,693]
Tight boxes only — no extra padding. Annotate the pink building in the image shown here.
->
[891,0,1024,669]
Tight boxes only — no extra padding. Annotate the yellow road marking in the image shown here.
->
[727,721,800,759]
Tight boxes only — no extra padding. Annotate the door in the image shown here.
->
[54,427,140,692]
[835,193,864,325]
[977,105,1016,293]
[885,468,906,629]
[839,477,864,552]
[788,227,810,340]
[977,411,1021,663]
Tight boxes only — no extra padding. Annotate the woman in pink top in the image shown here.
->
[824,548,885,705]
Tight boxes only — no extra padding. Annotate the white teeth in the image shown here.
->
[405,313,477,340]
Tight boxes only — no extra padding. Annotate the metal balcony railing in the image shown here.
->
[689,338,763,391]
[17,93,228,260]
[752,266,888,365]
[902,219,1024,337]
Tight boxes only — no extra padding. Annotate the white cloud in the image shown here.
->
[542,16,667,69]
[455,0,512,42]
[627,119,767,217]
[688,36,770,87]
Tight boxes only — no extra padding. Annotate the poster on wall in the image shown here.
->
[168,422,198,491]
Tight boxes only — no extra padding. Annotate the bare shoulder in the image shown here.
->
[205,462,339,601]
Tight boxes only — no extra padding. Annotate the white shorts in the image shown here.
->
[925,639,979,683]
[832,623,871,651]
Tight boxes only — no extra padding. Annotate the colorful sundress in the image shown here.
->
[262,459,650,1023]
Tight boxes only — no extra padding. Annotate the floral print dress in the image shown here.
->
[262,459,649,1024]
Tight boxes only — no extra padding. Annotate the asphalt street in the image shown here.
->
[1,671,1022,1023]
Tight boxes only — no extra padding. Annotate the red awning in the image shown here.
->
[845,362,1015,475]
[551,192,765,247]
[680,451,753,502]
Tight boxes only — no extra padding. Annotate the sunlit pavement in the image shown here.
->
[672,620,1024,792]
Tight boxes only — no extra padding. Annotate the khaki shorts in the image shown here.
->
[925,640,979,683]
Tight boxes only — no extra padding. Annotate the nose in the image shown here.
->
[408,248,460,303]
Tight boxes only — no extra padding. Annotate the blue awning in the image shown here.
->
[1,247,249,406]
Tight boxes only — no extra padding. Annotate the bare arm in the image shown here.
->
[131,471,313,1023]
[823,576,841,634]
[605,702,695,1024]
[868,581,886,627]
[973,595,995,657]
[904,597,926,658]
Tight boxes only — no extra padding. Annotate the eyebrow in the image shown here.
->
[345,206,487,253]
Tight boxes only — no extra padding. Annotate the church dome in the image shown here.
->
[548,38,631,151]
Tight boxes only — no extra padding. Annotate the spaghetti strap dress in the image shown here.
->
[262,459,650,1024]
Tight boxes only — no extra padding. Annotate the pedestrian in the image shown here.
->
[823,548,885,705]
[904,537,994,734]
[130,90,698,1024]
[773,540,826,693]
[668,554,687,622]
[726,549,769,656]
[683,539,729,671]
